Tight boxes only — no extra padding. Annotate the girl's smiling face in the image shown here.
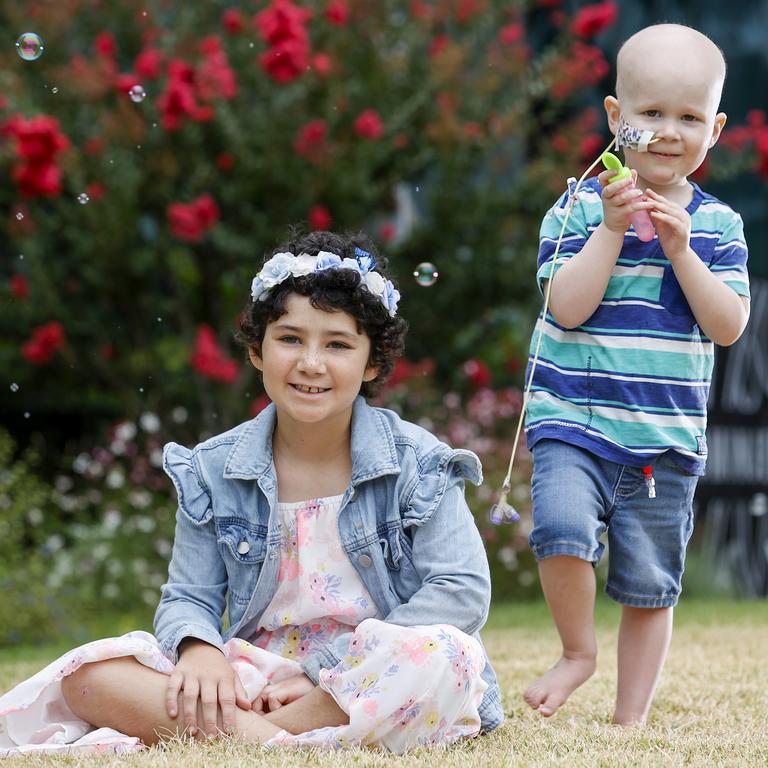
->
[249,293,378,428]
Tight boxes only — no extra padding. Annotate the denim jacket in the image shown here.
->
[154,396,504,732]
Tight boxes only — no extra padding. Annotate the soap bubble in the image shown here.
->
[15,212,24,221]
[129,84,146,103]
[15,33,44,61]
[77,193,90,205]
[10,383,19,393]
[413,262,439,287]
[51,86,59,94]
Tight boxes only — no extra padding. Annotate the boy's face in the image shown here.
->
[604,44,726,195]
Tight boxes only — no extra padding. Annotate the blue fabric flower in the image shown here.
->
[382,280,400,316]
[259,252,295,288]
[314,251,342,271]
[354,247,376,273]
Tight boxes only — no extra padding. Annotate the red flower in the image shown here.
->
[429,35,451,58]
[260,37,311,83]
[216,153,235,170]
[456,0,484,23]
[190,325,239,383]
[294,119,328,162]
[135,48,164,79]
[354,109,384,140]
[12,162,63,198]
[379,223,395,241]
[157,60,214,130]
[223,8,246,34]
[499,24,524,45]
[197,38,238,101]
[325,0,349,25]
[255,0,312,84]
[312,52,333,76]
[579,133,604,159]
[254,0,312,44]
[84,136,106,155]
[463,359,492,388]
[94,31,117,59]
[86,182,106,200]
[571,1,617,38]
[22,321,65,365]
[250,394,272,416]
[308,205,332,230]
[99,343,114,360]
[167,194,220,242]
[10,274,29,299]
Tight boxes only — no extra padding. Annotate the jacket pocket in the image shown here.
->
[215,517,268,604]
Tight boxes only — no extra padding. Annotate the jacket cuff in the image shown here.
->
[162,624,225,663]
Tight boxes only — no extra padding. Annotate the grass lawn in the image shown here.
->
[1,599,766,766]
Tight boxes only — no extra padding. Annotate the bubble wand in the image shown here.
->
[489,124,660,524]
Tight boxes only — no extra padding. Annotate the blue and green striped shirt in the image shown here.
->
[524,178,750,475]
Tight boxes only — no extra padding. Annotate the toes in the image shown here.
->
[523,685,545,709]
[539,691,567,717]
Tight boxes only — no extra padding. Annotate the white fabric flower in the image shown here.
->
[292,254,317,277]
[365,271,386,296]
[340,257,362,273]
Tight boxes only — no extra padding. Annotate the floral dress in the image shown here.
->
[0,496,488,756]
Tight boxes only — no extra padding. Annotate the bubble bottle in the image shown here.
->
[600,151,656,242]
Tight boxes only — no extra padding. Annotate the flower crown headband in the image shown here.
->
[250,246,400,317]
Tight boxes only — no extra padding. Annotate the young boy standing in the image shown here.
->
[522,24,750,725]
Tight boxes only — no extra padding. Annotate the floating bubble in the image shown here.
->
[51,86,59,94]
[10,383,19,393]
[129,84,146,103]
[77,192,90,205]
[23,412,30,419]
[15,32,44,61]
[15,212,24,221]
[413,262,439,287]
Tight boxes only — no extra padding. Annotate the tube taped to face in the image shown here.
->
[616,116,655,152]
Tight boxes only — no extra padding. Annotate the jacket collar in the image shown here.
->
[223,396,401,483]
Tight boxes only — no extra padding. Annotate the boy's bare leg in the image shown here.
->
[523,555,597,716]
[61,657,280,745]
[263,685,349,734]
[613,605,673,725]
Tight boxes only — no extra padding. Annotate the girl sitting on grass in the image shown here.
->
[0,230,503,756]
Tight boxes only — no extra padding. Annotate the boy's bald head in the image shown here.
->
[616,24,726,110]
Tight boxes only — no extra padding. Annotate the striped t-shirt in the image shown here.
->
[524,177,750,475]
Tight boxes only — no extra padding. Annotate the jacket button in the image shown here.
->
[237,541,250,555]
[358,553,372,568]
[349,487,359,502]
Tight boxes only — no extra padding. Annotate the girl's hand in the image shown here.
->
[645,189,691,262]
[166,638,251,738]
[252,673,315,714]
[598,168,654,234]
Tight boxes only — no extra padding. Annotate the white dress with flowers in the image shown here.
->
[0,495,488,756]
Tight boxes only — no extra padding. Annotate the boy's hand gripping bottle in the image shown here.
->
[601,151,656,242]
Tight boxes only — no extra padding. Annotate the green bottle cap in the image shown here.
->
[601,151,632,184]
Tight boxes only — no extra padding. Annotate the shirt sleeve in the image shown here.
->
[536,185,592,294]
[709,212,750,298]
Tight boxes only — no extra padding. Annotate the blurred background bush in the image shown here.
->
[1,0,766,644]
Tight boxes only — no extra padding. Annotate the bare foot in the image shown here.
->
[523,655,596,717]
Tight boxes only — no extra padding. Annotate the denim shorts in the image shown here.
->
[529,439,698,608]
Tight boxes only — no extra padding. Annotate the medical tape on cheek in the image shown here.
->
[616,116,656,153]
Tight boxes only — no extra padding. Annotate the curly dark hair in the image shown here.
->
[236,230,408,397]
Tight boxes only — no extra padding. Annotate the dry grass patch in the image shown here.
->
[2,600,766,767]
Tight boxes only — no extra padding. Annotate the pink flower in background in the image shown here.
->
[167,194,220,242]
[223,8,246,34]
[190,325,239,383]
[354,109,384,140]
[196,37,238,101]
[250,394,272,417]
[22,321,65,365]
[94,32,117,59]
[570,1,617,38]
[134,48,164,79]
[312,52,333,76]
[499,24,523,45]
[308,205,332,230]
[325,0,349,26]
[294,119,328,162]
[255,0,313,83]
